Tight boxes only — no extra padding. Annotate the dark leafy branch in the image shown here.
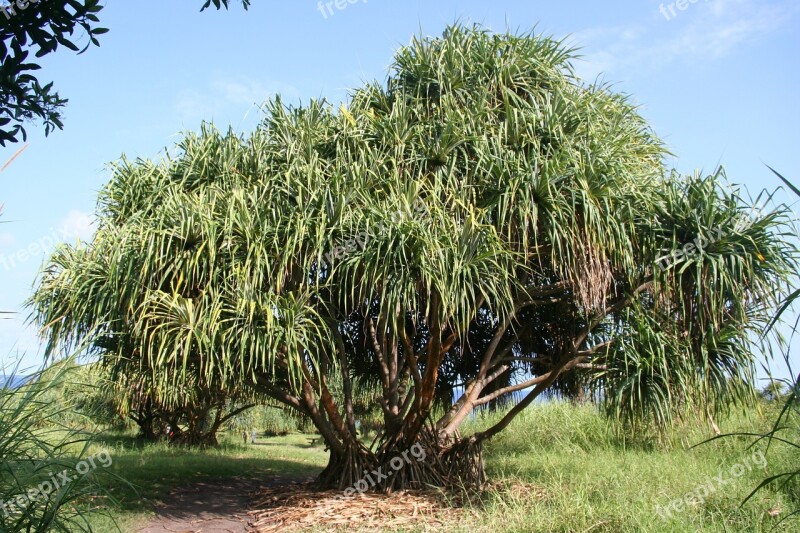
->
[0,0,251,146]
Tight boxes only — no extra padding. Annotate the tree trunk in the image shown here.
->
[172,430,219,447]
[313,427,485,491]
[132,413,158,441]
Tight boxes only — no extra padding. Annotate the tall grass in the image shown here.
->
[57,399,799,532]
[0,360,116,532]
[738,377,800,526]
[460,400,798,532]
[722,166,800,527]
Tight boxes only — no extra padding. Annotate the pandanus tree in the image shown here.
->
[101,367,258,446]
[32,247,258,446]
[30,25,795,489]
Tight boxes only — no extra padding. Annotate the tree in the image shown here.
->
[54,352,258,445]
[762,381,787,402]
[29,25,796,490]
[107,370,258,447]
[0,0,249,146]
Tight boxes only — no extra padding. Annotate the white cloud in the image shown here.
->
[662,1,788,59]
[60,210,95,242]
[0,232,16,247]
[174,75,300,125]
[572,0,797,80]
[709,0,745,17]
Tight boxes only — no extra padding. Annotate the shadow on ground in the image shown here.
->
[87,432,326,531]
[137,476,314,533]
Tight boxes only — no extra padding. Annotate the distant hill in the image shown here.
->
[1,375,30,389]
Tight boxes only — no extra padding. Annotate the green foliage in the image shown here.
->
[225,404,305,435]
[0,360,114,532]
[0,0,105,145]
[32,360,125,431]
[594,169,795,431]
[709,166,800,527]
[28,26,796,468]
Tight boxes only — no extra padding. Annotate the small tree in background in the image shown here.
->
[92,362,258,446]
[762,381,788,402]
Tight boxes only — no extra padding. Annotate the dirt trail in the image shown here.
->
[136,477,308,533]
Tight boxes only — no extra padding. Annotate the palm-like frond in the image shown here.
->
[27,26,797,476]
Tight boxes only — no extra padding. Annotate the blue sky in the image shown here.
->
[1,0,798,382]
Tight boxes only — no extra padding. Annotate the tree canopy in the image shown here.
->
[30,24,797,489]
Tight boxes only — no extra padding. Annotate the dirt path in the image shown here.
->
[136,476,310,533]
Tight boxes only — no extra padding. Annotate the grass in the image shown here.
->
[73,401,798,532]
[464,402,799,532]
[0,363,114,532]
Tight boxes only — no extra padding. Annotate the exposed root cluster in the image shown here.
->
[317,431,487,492]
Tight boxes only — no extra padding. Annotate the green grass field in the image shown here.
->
[76,401,797,532]
[465,403,798,532]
